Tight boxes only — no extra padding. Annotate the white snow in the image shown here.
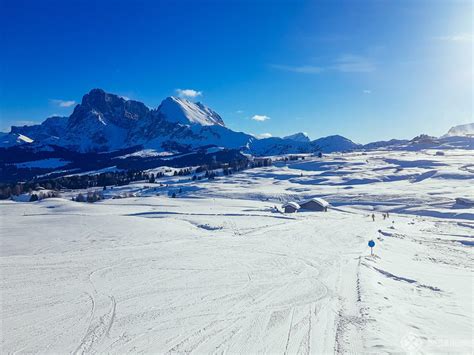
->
[1,149,473,353]
[0,132,34,147]
[117,149,172,159]
[443,122,474,137]
[158,97,225,127]
[17,133,34,143]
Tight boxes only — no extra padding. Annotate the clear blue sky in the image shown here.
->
[0,0,472,143]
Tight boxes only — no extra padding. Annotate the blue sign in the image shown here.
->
[368,240,375,248]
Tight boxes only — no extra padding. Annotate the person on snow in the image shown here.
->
[371,213,375,222]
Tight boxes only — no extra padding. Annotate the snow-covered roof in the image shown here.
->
[282,202,300,209]
[303,197,330,207]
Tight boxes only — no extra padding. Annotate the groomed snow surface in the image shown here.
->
[1,149,473,353]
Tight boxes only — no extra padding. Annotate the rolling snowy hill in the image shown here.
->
[1,149,472,353]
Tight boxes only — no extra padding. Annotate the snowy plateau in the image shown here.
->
[1,147,473,353]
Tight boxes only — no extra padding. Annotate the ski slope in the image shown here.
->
[1,149,473,353]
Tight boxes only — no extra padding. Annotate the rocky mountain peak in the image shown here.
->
[157,96,225,127]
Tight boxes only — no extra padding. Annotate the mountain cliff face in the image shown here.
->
[1,88,360,155]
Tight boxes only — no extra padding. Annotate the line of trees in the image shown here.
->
[0,156,269,200]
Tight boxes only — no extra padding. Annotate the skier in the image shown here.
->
[371,213,375,222]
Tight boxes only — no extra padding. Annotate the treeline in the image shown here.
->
[0,170,163,199]
[0,157,269,200]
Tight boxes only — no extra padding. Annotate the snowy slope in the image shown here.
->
[1,149,472,353]
[0,132,34,147]
[312,135,360,152]
[13,116,67,141]
[442,122,474,137]
[248,135,359,156]
[157,96,225,126]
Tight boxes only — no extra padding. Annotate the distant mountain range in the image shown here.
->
[1,88,361,155]
[0,88,472,183]
[2,88,472,155]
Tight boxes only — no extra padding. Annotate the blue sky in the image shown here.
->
[0,0,472,143]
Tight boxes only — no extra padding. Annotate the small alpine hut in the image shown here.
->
[300,197,330,212]
[283,202,300,213]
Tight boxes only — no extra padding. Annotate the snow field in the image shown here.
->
[1,149,473,353]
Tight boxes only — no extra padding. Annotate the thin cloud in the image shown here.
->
[332,55,375,73]
[251,114,271,122]
[363,89,372,94]
[256,133,272,139]
[273,54,375,74]
[434,33,472,42]
[175,89,202,98]
[51,99,76,107]
[271,64,324,74]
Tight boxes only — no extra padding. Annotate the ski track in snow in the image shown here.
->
[1,149,473,353]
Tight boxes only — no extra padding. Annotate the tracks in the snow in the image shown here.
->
[74,267,117,354]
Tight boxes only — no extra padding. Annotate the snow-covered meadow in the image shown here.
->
[1,149,473,353]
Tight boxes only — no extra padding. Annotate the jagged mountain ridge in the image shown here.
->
[1,88,359,155]
[6,89,254,152]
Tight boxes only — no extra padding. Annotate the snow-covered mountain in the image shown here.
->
[2,89,254,152]
[249,135,359,156]
[283,132,310,143]
[362,139,409,150]
[442,123,474,138]
[0,88,361,155]
[10,116,67,145]
[158,97,225,126]
[2,88,474,183]
[7,88,472,160]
